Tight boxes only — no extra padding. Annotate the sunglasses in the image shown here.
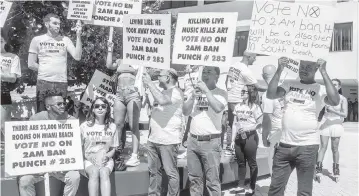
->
[94,104,108,109]
[241,90,249,94]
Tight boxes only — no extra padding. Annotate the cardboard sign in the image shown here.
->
[0,0,13,27]
[4,120,84,176]
[247,1,335,61]
[172,12,238,67]
[67,0,94,21]
[123,14,171,70]
[86,0,142,27]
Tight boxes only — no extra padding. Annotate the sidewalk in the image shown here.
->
[222,122,359,196]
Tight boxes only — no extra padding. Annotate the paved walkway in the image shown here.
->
[222,122,358,196]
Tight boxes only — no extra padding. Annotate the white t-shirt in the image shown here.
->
[1,53,21,77]
[280,80,327,145]
[29,34,75,82]
[149,87,184,145]
[261,93,283,133]
[227,62,257,103]
[233,103,263,132]
[323,94,346,122]
[80,122,119,155]
[189,88,228,135]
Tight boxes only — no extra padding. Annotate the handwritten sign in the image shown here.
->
[67,0,94,21]
[86,0,142,27]
[0,0,13,27]
[284,58,300,78]
[172,12,238,67]
[123,14,171,69]
[247,1,335,61]
[4,120,83,176]
[80,70,115,115]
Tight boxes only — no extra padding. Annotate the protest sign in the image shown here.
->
[80,70,115,115]
[86,0,142,27]
[284,58,300,78]
[4,120,83,176]
[0,0,13,27]
[67,0,94,21]
[247,0,335,61]
[123,14,171,70]
[172,12,238,67]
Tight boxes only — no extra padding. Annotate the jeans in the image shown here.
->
[18,171,80,196]
[268,143,319,196]
[36,79,67,112]
[234,132,258,190]
[147,141,180,196]
[268,130,282,175]
[187,136,222,196]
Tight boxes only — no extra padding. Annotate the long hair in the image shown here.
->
[332,78,343,95]
[85,97,112,131]
[246,85,259,109]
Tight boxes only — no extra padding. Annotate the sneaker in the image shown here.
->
[224,148,234,156]
[229,186,245,194]
[244,186,254,195]
[125,154,140,167]
[177,151,187,159]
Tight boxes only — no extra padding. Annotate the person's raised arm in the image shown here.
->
[66,22,82,61]
[267,57,287,100]
[142,73,172,106]
[196,81,225,113]
[183,91,196,116]
[105,42,118,70]
[318,59,340,106]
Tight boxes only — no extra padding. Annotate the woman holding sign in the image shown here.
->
[230,85,262,195]
[81,97,119,196]
[106,42,142,167]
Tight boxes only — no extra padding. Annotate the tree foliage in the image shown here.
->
[4,0,179,93]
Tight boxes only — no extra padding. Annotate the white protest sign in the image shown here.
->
[67,0,94,21]
[86,0,142,27]
[123,14,171,70]
[284,58,300,79]
[172,12,238,67]
[247,1,335,61]
[0,0,13,28]
[80,70,115,115]
[4,120,83,176]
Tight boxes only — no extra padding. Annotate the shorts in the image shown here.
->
[84,159,114,171]
[116,86,141,105]
[1,93,12,105]
[320,124,344,137]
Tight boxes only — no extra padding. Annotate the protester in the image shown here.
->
[225,51,266,155]
[353,98,358,121]
[18,91,80,196]
[230,85,262,195]
[106,42,142,167]
[347,99,352,122]
[28,13,82,112]
[317,79,348,182]
[183,66,227,196]
[142,69,183,196]
[261,65,283,176]
[66,96,75,115]
[1,34,21,139]
[81,97,118,196]
[266,57,340,196]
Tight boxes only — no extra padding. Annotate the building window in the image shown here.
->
[204,0,230,5]
[233,31,249,57]
[330,22,353,52]
[160,1,197,10]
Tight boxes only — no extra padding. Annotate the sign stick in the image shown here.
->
[44,173,50,196]
[109,26,114,42]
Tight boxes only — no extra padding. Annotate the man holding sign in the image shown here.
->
[18,91,80,196]
[183,66,227,196]
[266,58,339,196]
[28,13,83,112]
